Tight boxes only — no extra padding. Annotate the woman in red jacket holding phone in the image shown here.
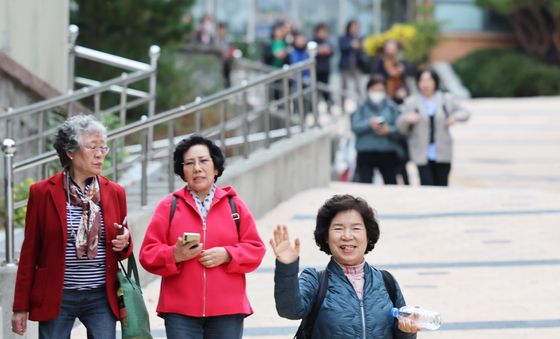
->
[140,135,265,339]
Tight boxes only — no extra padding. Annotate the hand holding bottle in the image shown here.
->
[392,306,442,331]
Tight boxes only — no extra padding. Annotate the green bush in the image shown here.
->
[454,48,560,97]
[0,178,35,229]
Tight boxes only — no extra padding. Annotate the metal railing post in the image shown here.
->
[119,73,129,126]
[219,102,226,152]
[264,83,271,149]
[167,121,175,193]
[310,63,319,128]
[242,86,249,158]
[38,110,44,154]
[195,97,202,133]
[2,139,17,265]
[111,139,118,181]
[305,42,319,128]
[282,74,291,138]
[68,25,79,93]
[148,45,160,153]
[140,115,148,207]
[5,107,13,138]
[94,93,101,117]
[297,71,305,132]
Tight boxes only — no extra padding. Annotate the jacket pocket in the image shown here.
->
[30,267,48,307]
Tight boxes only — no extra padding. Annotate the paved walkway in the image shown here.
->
[71,96,560,338]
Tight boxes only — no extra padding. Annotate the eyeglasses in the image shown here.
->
[83,145,110,155]
[182,157,213,169]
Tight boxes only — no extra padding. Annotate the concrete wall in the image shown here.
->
[219,129,331,218]
[0,0,69,92]
[430,32,518,63]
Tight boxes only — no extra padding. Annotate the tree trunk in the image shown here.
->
[510,5,559,62]
[551,14,560,61]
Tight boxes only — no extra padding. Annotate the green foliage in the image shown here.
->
[407,21,440,65]
[0,178,35,229]
[70,0,197,111]
[454,48,560,97]
[363,20,440,65]
[476,0,560,14]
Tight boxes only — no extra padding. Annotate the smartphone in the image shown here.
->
[181,232,200,246]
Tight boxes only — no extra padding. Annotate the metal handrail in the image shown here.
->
[0,70,153,121]
[1,25,161,167]
[74,45,151,72]
[3,48,319,264]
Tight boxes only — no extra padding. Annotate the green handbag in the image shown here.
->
[117,253,153,339]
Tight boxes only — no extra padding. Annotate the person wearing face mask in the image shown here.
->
[350,74,403,185]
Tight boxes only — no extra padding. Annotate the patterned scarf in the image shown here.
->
[64,172,102,259]
[187,184,216,221]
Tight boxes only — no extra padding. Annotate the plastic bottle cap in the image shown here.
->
[390,307,399,318]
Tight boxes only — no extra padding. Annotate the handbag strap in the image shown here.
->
[119,252,141,288]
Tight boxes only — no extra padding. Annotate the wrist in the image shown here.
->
[223,247,232,263]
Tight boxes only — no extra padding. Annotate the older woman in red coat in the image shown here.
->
[11,114,132,338]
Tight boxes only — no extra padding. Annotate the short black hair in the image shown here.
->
[314,22,328,34]
[345,20,358,36]
[366,73,386,91]
[173,135,225,182]
[416,68,440,90]
[314,194,380,255]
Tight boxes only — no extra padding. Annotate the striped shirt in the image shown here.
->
[64,203,106,290]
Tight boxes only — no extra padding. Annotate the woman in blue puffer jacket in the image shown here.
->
[270,194,419,339]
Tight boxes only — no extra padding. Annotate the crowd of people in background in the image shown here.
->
[191,15,470,187]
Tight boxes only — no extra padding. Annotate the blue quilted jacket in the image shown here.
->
[275,258,417,339]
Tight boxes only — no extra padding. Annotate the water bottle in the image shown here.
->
[391,306,442,330]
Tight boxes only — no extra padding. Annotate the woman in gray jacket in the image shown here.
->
[271,194,419,338]
[397,69,470,186]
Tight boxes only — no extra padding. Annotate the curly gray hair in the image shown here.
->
[53,114,108,169]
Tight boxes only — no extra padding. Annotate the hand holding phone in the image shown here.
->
[182,232,201,248]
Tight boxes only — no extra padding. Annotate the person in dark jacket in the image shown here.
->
[271,194,419,339]
[312,23,334,110]
[339,20,364,109]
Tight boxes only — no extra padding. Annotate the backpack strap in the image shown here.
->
[381,269,398,306]
[170,195,178,223]
[294,269,329,338]
[169,194,240,238]
[228,195,240,234]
